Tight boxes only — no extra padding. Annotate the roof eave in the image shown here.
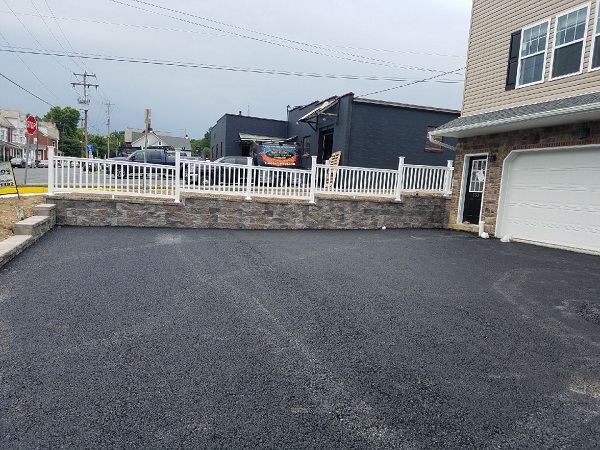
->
[431,103,600,138]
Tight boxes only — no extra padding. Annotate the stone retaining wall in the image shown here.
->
[47,194,450,230]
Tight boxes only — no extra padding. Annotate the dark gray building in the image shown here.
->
[210,93,459,168]
[210,114,287,160]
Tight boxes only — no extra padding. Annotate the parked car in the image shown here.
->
[193,156,250,185]
[108,147,192,178]
[37,160,49,168]
[10,156,36,168]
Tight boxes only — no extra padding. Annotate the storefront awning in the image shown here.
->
[239,133,296,144]
[298,98,338,122]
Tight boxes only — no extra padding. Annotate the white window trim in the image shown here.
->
[549,2,591,81]
[589,0,600,71]
[516,18,551,88]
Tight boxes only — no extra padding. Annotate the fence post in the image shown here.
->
[48,147,54,195]
[309,156,317,204]
[444,160,454,197]
[245,157,253,200]
[174,150,181,203]
[394,156,405,202]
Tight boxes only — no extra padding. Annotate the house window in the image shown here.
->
[591,1,600,69]
[425,126,444,153]
[551,5,589,79]
[469,159,487,193]
[517,21,549,86]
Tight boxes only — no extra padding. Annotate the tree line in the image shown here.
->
[43,106,211,158]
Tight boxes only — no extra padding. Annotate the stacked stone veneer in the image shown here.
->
[47,194,450,230]
[451,120,600,236]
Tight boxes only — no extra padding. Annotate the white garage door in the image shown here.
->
[497,147,600,253]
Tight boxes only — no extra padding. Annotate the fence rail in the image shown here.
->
[48,153,453,203]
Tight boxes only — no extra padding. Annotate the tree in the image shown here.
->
[191,129,211,157]
[87,134,108,158]
[43,106,81,156]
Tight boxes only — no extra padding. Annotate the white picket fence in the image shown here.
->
[48,153,453,203]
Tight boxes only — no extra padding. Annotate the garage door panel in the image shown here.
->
[499,147,600,253]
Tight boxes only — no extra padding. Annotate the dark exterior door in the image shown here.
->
[462,156,487,224]
[317,129,334,164]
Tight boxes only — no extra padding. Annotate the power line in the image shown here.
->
[107,0,450,75]
[360,67,466,98]
[41,0,86,72]
[0,71,53,106]
[28,0,79,73]
[0,46,465,83]
[119,0,465,67]
[41,0,111,104]
[0,10,467,60]
[0,30,65,105]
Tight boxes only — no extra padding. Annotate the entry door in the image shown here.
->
[462,156,487,224]
[317,129,334,164]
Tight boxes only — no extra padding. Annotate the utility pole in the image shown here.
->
[143,109,151,163]
[104,102,114,158]
[72,72,98,158]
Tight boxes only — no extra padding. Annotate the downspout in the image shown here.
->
[428,131,456,152]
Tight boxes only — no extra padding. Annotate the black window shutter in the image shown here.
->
[505,31,521,90]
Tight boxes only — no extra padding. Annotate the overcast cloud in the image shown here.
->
[0,0,472,139]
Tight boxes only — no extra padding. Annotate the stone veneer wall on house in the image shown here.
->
[450,120,600,236]
[47,194,450,230]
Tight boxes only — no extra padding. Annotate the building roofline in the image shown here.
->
[353,97,460,114]
[431,91,600,138]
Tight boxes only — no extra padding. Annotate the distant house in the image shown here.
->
[210,92,459,168]
[0,110,59,161]
[430,0,600,254]
[129,131,191,152]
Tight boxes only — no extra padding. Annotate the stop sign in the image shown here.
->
[26,115,37,135]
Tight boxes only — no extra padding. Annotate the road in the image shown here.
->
[10,166,48,185]
[1,228,599,449]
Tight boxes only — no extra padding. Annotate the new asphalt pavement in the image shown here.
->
[0,227,599,449]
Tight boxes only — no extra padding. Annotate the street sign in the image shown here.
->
[26,115,37,135]
[87,144,93,152]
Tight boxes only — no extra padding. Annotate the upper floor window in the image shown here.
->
[551,5,589,79]
[518,21,549,86]
[591,2,600,69]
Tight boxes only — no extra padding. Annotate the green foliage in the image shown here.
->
[191,129,211,157]
[42,106,81,156]
[87,134,108,158]
[43,106,80,134]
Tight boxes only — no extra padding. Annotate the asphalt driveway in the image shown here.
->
[1,228,599,449]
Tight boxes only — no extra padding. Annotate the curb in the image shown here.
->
[0,204,56,268]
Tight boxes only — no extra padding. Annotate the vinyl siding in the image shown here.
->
[463,0,600,116]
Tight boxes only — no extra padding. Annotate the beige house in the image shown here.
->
[431,0,600,254]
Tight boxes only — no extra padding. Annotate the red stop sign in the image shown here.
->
[26,115,37,135]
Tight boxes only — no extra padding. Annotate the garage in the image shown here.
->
[497,146,600,253]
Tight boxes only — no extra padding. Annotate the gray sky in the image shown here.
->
[0,0,472,139]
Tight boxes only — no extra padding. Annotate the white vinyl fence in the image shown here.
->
[48,152,453,203]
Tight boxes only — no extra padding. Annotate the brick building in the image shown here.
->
[430,0,600,254]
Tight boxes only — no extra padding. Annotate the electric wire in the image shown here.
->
[0,31,65,105]
[3,0,72,74]
[0,10,467,60]
[0,46,465,83]
[28,0,79,74]
[42,0,111,104]
[108,0,451,75]
[119,0,465,67]
[0,71,53,106]
[360,67,466,97]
